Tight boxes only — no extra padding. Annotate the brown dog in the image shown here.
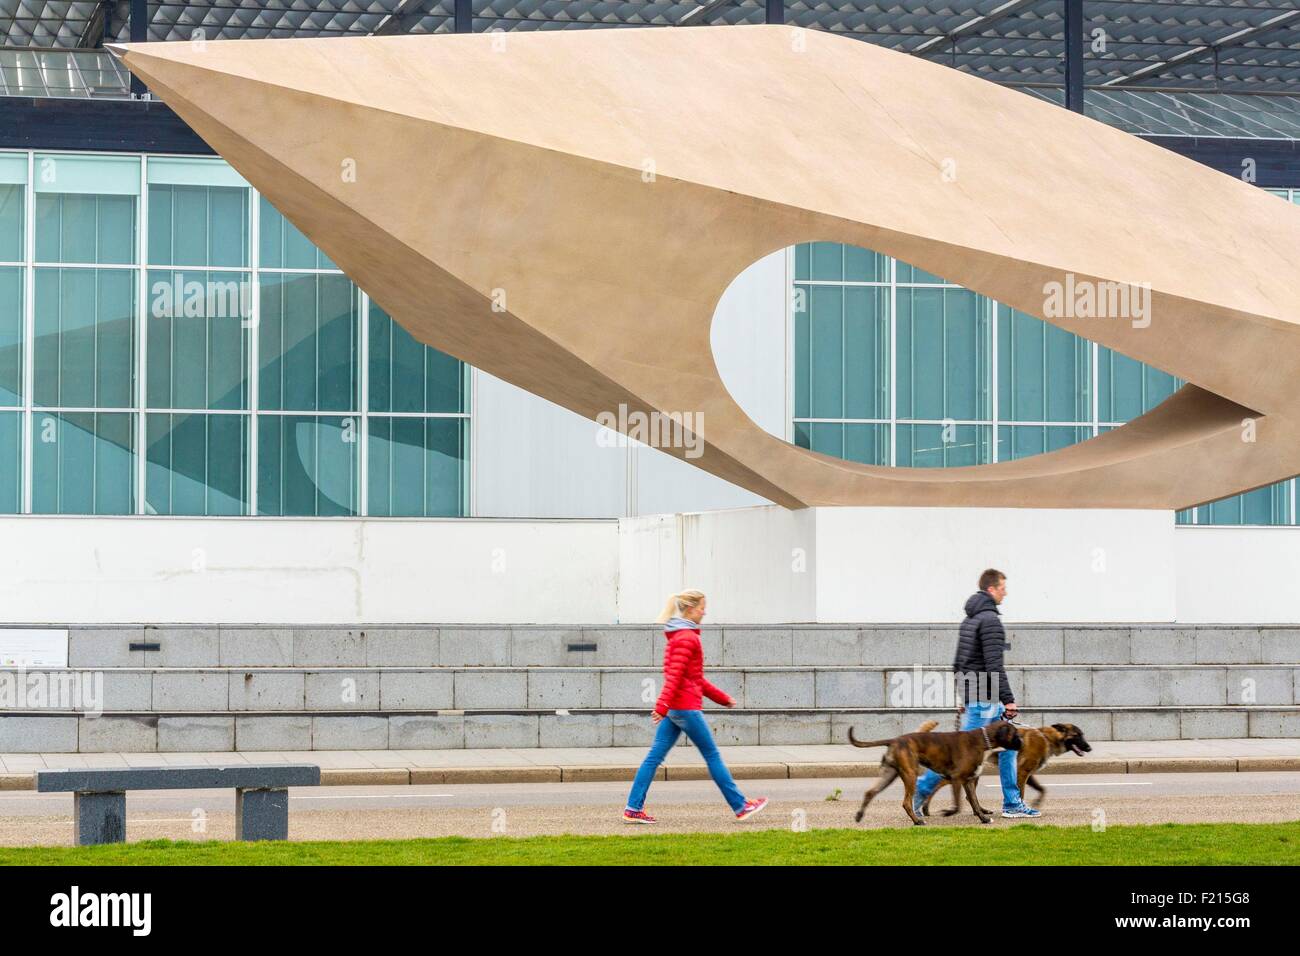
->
[847,721,1022,825]
[915,720,1092,815]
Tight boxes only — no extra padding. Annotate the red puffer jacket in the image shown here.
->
[653,627,734,716]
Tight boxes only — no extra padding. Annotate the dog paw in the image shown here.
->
[854,811,864,823]
[912,819,926,826]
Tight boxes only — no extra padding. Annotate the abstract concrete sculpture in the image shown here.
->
[111,26,1300,509]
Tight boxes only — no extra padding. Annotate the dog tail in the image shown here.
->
[916,720,939,733]
[847,727,894,748]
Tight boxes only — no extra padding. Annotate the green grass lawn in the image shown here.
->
[0,821,1296,865]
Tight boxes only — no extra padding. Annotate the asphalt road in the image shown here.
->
[0,772,1296,845]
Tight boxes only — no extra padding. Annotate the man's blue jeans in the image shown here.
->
[913,701,1023,810]
[626,710,746,813]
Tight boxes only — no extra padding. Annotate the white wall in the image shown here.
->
[616,506,817,623]
[1175,527,1300,623]
[814,508,1178,623]
[2,510,1294,626]
[0,517,618,625]
[710,248,788,439]
[618,505,1181,624]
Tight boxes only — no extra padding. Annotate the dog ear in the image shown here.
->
[1051,723,1068,733]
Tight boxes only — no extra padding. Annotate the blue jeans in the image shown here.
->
[914,701,1023,810]
[626,710,747,813]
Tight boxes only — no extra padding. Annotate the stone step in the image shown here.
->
[4,665,1297,712]
[62,624,1300,668]
[1,707,1296,753]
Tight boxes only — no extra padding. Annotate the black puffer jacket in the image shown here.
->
[953,591,1014,705]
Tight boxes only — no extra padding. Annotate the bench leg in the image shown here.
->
[73,791,126,846]
[235,787,289,841]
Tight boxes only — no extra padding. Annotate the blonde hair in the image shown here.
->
[657,588,706,623]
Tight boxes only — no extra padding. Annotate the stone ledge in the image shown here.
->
[1,753,1297,790]
[319,768,411,786]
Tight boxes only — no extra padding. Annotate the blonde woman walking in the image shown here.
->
[623,589,768,824]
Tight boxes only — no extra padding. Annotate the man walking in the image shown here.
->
[913,568,1040,819]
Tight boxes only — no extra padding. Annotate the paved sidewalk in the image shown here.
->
[0,738,1296,787]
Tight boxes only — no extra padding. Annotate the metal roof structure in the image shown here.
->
[2,1,1299,132]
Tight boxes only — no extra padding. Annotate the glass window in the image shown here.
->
[897,288,990,421]
[896,257,948,285]
[145,412,248,515]
[31,411,135,514]
[147,157,249,268]
[34,154,139,265]
[368,416,468,516]
[0,153,26,263]
[33,267,135,408]
[146,269,250,410]
[897,423,992,467]
[0,410,20,513]
[258,197,337,270]
[257,413,359,516]
[368,303,466,413]
[997,425,1092,461]
[998,305,1091,423]
[1194,482,1292,526]
[0,267,21,405]
[258,272,358,412]
[1098,346,1179,422]
[794,283,889,421]
[148,184,249,268]
[793,241,887,283]
[793,421,889,466]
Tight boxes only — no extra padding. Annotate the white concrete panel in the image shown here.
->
[815,508,1177,623]
[617,513,682,623]
[1175,527,1300,623]
[0,517,617,625]
[711,249,788,438]
[471,370,627,518]
[617,506,816,623]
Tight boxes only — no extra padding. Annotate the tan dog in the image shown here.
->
[847,721,1023,825]
[914,719,1093,815]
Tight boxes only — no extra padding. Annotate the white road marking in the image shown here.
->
[981,781,1153,788]
[299,794,454,799]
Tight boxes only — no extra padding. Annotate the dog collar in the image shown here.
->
[981,725,992,749]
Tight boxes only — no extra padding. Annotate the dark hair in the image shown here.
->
[979,568,1006,591]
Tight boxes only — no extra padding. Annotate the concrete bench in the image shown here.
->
[36,764,321,846]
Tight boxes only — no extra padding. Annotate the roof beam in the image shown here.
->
[1065,0,1083,111]
[678,0,737,27]
[76,1,113,48]
[129,0,146,95]
[1102,9,1300,87]
[372,0,430,36]
[912,0,1039,55]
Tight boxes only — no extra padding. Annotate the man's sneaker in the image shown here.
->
[623,808,657,824]
[735,797,768,821]
[1001,803,1041,819]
